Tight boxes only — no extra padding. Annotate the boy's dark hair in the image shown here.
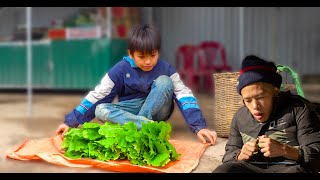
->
[128,24,161,55]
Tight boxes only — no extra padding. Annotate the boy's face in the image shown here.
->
[241,82,277,123]
[129,50,159,71]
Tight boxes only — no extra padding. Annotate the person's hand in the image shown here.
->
[237,139,259,161]
[258,135,284,158]
[196,129,217,145]
[55,123,69,138]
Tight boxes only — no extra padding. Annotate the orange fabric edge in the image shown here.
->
[6,135,210,173]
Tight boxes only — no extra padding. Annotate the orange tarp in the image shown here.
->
[6,135,210,173]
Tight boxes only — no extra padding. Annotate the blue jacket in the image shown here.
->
[64,56,207,134]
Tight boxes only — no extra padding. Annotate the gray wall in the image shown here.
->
[156,7,320,76]
[157,7,241,71]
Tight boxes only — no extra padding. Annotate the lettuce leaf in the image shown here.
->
[62,121,181,167]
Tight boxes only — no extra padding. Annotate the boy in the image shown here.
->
[212,55,320,173]
[56,24,217,145]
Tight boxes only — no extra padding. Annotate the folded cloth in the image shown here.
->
[6,135,210,173]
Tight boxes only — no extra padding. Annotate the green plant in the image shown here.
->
[277,64,305,98]
[62,121,180,167]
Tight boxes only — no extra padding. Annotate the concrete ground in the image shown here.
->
[1,83,319,173]
[0,91,226,173]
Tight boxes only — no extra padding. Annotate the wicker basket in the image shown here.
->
[213,72,243,138]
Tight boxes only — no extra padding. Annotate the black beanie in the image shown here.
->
[236,55,282,95]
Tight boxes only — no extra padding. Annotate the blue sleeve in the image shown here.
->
[64,109,82,128]
[174,96,207,134]
[64,61,122,127]
[64,88,117,127]
[170,69,208,134]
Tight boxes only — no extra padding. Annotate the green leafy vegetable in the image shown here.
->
[62,121,181,167]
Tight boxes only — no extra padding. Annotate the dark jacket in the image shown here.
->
[222,91,320,172]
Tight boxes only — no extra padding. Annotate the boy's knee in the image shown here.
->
[95,103,112,119]
[96,103,106,112]
[153,75,173,89]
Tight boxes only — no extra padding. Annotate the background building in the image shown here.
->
[0,7,319,90]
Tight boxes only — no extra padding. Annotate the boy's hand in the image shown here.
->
[258,135,285,158]
[237,139,259,161]
[55,123,69,138]
[196,129,217,145]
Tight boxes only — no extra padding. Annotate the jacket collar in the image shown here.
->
[267,91,292,122]
[124,56,138,68]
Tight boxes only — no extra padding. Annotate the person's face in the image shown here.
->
[129,50,159,71]
[241,82,278,123]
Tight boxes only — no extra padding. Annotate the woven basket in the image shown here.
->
[213,72,243,138]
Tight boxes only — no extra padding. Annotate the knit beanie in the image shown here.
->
[236,55,282,95]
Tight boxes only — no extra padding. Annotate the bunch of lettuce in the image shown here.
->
[62,121,180,167]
